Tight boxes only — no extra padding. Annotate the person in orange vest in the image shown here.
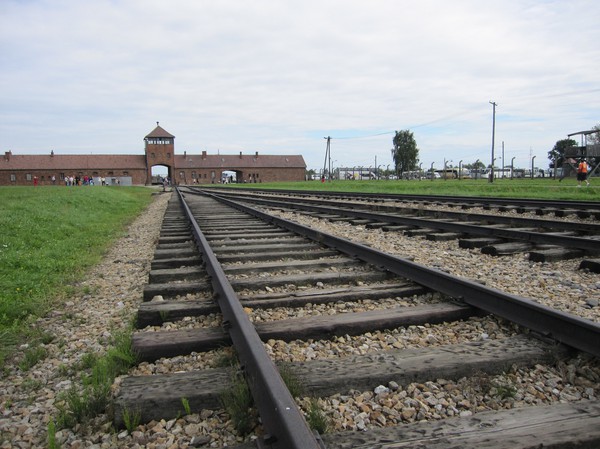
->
[577,159,590,187]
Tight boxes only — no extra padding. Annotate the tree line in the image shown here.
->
[391,123,600,176]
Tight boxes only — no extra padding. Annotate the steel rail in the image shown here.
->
[200,190,600,358]
[176,189,323,449]
[207,189,600,233]
[199,186,600,211]
[203,191,600,252]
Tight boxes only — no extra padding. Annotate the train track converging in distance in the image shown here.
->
[195,187,600,266]
[113,188,600,449]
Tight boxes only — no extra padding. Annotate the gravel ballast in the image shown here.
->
[1,192,599,449]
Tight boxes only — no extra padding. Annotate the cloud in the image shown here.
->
[1,0,599,169]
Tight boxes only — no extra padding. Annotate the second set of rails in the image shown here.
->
[114,188,600,449]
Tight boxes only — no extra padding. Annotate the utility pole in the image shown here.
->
[489,101,497,183]
[322,137,331,182]
[502,141,505,177]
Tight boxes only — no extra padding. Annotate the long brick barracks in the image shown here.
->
[1,123,307,186]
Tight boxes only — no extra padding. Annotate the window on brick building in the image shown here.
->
[10,174,16,182]
[26,174,32,181]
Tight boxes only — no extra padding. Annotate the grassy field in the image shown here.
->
[217,177,600,201]
[0,186,155,367]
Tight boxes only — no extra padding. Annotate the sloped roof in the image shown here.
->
[2,154,147,171]
[174,153,306,169]
[145,124,175,139]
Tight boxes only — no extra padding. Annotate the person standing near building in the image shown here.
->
[577,159,590,187]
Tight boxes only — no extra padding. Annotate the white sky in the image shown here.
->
[1,0,599,172]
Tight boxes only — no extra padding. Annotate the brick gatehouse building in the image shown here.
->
[1,123,307,186]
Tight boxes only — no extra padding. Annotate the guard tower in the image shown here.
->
[144,122,175,185]
[565,129,600,177]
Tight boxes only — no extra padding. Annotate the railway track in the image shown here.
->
[113,189,600,448]
[195,187,600,267]
[198,186,600,219]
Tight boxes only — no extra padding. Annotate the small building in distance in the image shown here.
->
[1,123,307,186]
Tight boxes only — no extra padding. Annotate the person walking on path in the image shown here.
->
[577,159,590,187]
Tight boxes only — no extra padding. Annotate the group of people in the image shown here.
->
[63,176,112,186]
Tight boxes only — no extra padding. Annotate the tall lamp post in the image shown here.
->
[531,156,536,179]
[459,160,463,180]
[489,101,497,183]
[419,162,423,180]
[511,157,516,180]
[430,162,435,181]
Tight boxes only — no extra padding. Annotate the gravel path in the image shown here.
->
[1,192,598,449]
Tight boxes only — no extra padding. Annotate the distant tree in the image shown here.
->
[391,130,419,175]
[463,160,486,170]
[548,138,577,168]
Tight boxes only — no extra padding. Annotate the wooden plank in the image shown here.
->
[210,236,308,247]
[426,232,463,241]
[151,256,203,270]
[148,266,205,283]
[116,336,561,428]
[153,247,198,259]
[132,303,477,361]
[459,237,504,249]
[213,242,317,254]
[229,269,392,290]
[205,230,292,240]
[580,258,600,273]
[222,257,360,275]
[137,283,430,328]
[318,401,600,449]
[137,299,219,328]
[529,247,585,263]
[142,280,212,301]
[240,284,429,309]
[217,248,339,263]
[481,242,532,256]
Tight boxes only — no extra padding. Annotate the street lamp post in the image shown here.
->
[489,101,497,183]
[511,157,515,180]
[430,162,435,181]
[419,163,423,180]
[531,156,536,179]
[459,160,463,180]
[475,159,480,179]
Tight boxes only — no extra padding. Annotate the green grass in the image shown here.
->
[211,177,600,201]
[0,186,154,368]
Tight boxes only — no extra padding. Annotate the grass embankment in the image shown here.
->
[0,186,154,368]
[217,178,600,201]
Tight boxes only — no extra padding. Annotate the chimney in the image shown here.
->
[51,150,54,157]
[255,151,259,157]
[239,151,243,159]
[4,151,11,161]
[202,150,207,160]
[184,151,187,158]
